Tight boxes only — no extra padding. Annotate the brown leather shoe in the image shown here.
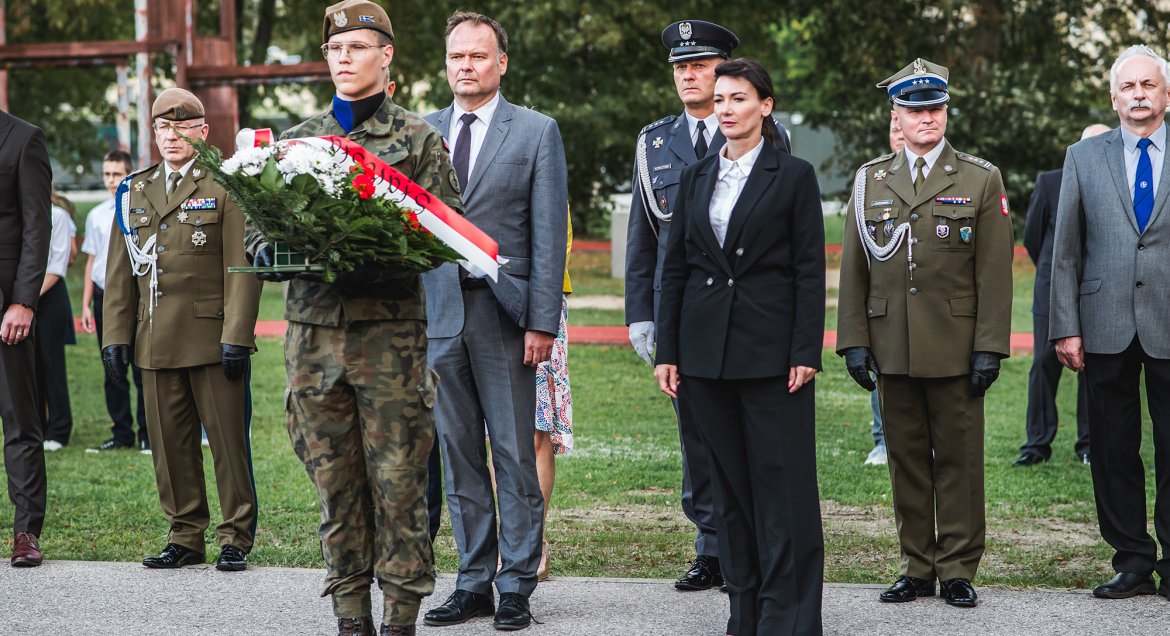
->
[337,616,375,636]
[11,532,43,567]
[379,625,416,636]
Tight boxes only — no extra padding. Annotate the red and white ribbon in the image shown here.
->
[238,128,500,281]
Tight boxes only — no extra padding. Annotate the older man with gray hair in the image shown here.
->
[1050,44,1170,601]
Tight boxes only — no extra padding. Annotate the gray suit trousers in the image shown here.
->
[430,287,545,596]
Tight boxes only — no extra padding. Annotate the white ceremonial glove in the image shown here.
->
[629,321,656,366]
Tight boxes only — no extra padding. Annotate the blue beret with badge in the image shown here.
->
[661,20,739,63]
[877,58,950,108]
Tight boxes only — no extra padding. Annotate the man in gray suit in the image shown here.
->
[0,109,52,567]
[1051,44,1170,601]
[421,11,568,631]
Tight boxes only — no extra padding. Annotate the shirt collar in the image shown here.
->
[164,159,196,181]
[1121,121,1167,153]
[718,137,765,179]
[453,92,501,129]
[903,138,946,172]
[685,111,718,140]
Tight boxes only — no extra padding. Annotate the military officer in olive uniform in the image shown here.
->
[626,20,791,591]
[246,2,459,635]
[836,59,1013,608]
[102,88,262,572]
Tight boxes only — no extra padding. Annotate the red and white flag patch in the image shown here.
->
[1000,195,1010,216]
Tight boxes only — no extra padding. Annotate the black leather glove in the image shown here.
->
[970,351,1001,397]
[842,346,880,391]
[101,344,130,385]
[221,344,251,382]
[253,245,294,282]
[294,270,325,282]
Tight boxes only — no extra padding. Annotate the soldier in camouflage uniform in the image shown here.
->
[247,2,462,635]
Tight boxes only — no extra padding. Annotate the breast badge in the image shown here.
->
[191,230,208,247]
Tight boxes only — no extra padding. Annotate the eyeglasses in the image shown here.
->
[152,122,205,135]
[320,42,385,59]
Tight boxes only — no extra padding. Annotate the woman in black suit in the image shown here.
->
[654,58,825,636]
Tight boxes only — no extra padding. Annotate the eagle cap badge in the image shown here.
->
[333,11,348,28]
[913,58,927,75]
[679,22,692,40]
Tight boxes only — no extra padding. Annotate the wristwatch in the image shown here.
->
[17,302,35,312]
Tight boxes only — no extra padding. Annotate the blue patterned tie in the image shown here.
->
[1134,137,1154,232]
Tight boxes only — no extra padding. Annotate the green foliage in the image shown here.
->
[188,136,459,282]
[771,0,1170,218]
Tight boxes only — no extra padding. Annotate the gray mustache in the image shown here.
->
[1129,98,1154,109]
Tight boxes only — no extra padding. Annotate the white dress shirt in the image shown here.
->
[904,139,947,185]
[709,138,765,247]
[82,198,116,290]
[1121,121,1166,199]
[46,205,72,279]
[449,92,501,180]
[685,112,718,152]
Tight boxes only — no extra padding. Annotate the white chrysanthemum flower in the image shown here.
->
[222,145,273,176]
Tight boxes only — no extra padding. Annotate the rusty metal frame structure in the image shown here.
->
[0,0,329,166]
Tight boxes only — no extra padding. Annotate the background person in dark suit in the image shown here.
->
[1015,124,1109,468]
[421,11,568,632]
[655,58,826,636]
[1050,45,1170,601]
[0,108,52,567]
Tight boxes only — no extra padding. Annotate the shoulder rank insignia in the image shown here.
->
[181,197,217,211]
[639,114,677,136]
[956,152,994,170]
[859,152,896,171]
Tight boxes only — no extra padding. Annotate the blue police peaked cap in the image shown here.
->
[661,20,739,63]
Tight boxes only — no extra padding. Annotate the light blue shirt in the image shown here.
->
[1120,121,1166,199]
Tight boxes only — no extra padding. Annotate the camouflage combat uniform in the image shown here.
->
[260,97,462,626]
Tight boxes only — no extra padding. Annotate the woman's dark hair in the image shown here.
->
[714,57,783,148]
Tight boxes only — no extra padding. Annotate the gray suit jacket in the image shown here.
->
[1050,124,1170,357]
[421,94,568,338]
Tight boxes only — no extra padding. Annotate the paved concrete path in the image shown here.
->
[2,561,1167,635]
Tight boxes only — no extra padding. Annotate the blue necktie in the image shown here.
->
[1134,137,1154,232]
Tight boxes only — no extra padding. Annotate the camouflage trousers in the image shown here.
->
[285,319,437,626]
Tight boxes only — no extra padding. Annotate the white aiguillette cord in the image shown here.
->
[852,164,913,278]
[115,176,160,331]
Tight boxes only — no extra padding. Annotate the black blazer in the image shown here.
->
[0,110,52,311]
[1022,168,1060,317]
[656,142,825,379]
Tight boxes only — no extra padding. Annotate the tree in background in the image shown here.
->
[771,0,1170,223]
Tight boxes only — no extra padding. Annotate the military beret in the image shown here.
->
[323,0,394,44]
[877,58,950,108]
[151,88,205,121]
[661,20,739,63]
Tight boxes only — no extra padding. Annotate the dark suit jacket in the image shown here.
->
[656,142,825,379]
[0,111,52,311]
[1023,169,1061,317]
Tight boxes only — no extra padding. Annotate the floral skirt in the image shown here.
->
[536,297,573,455]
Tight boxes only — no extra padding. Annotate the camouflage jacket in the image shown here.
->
[250,98,464,326]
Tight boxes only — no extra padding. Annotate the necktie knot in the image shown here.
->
[167,171,183,199]
[460,113,477,126]
[1138,137,1153,151]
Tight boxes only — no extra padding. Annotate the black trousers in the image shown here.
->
[1084,336,1170,580]
[427,439,442,540]
[0,325,46,535]
[1022,313,1089,459]
[33,278,72,444]
[681,374,823,636]
[93,287,147,445]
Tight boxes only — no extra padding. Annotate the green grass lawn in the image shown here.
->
[8,335,1148,589]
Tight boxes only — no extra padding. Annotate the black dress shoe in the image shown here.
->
[337,616,376,636]
[142,543,204,569]
[675,555,723,591]
[940,578,978,607]
[423,589,494,626]
[216,544,247,571]
[1092,572,1156,599]
[1012,452,1047,467]
[493,592,532,631]
[879,575,935,602]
